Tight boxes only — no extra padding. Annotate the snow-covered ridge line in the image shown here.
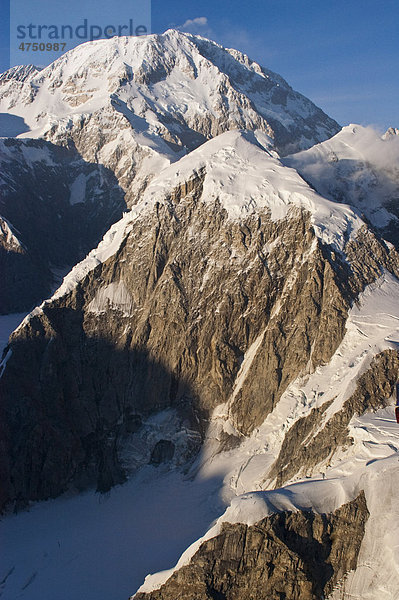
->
[11,209,137,336]
[134,470,359,595]
[0,64,41,82]
[138,129,363,247]
[52,209,138,299]
[13,128,367,332]
[284,124,399,234]
[0,28,339,154]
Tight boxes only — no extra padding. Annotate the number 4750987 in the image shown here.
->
[19,43,66,51]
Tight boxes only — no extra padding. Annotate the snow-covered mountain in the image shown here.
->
[0,30,340,315]
[0,30,339,161]
[284,124,399,248]
[0,30,399,600]
[0,136,125,312]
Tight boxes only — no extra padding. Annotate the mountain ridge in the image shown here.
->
[0,30,340,156]
[284,124,399,248]
[0,31,398,600]
[0,30,340,315]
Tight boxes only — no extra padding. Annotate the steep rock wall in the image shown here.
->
[133,493,368,600]
[0,171,398,509]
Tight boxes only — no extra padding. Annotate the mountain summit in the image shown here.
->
[0,30,341,313]
[1,29,339,158]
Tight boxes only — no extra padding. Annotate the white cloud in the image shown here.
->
[176,16,214,38]
[180,17,208,29]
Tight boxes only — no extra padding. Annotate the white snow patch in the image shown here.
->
[87,281,133,315]
[229,328,266,404]
[20,144,55,166]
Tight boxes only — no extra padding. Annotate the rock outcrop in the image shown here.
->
[270,350,399,487]
[0,137,125,313]
[133,492,369,600]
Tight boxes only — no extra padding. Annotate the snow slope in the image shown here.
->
[0,313,27,354]
[194,273,399,498]
[284,124,399,241]
[0,30,339,157]
[0,467,224,600]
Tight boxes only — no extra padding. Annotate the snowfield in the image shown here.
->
[0,467,224,600]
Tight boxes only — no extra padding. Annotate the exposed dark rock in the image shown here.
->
[0,138,126,313]
[150,440,175,465]
[133,492,369,600]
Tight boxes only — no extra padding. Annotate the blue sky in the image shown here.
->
[0,0,398,129]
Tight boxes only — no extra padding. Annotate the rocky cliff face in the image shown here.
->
[133,493,368,600]
[0,31,341,314]
[1,130,398,511]
[269,350,399,487]
[0,137,125,313]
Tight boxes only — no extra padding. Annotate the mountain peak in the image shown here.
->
[382,126,399,140]
[0,63,41,82]
[0,31,339,156]
[284,123,399,247]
